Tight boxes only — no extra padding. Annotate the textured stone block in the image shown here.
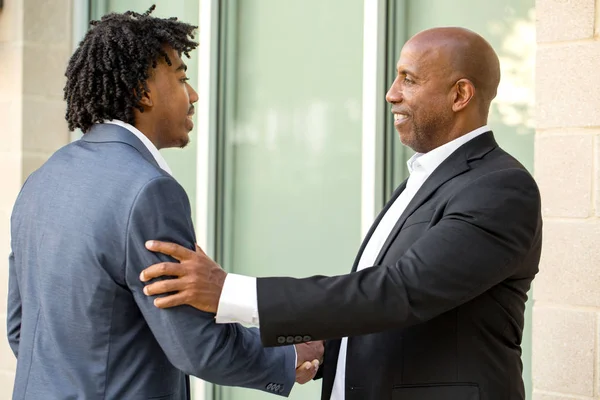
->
[537,0,595,42]
[23,0,71,44]
[0,153,22,212]
[22,97,69,154]
[532,307,595,396]
[537,42,600,128]
[0,44,23,97]
[22,44,69,99]
[0,100,23,154]
[535,221,600,307]
[0,371,15,398]
[535,133,593,218]
[596,135,600,216]
[533,391,593,400]
[0,371,14,397]
[0,271,8,324]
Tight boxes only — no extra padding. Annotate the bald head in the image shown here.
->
[408,27,501,110]
[386,27,501,153]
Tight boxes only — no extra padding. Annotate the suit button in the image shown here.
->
[294,335,303,343]
[286,336,294,344]
[303,335,312,342]
[277,336,286,344]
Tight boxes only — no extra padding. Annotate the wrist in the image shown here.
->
[212,269,227,313]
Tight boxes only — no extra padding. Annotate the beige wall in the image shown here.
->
[0,0,71,397]
[533,0,600,399]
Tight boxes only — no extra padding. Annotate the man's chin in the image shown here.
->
[178,135,191,149]
[398,131,426,153]
[162,136,190,150]
[397,130,413,147]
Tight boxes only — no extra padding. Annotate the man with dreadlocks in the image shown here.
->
[7,7,321,399]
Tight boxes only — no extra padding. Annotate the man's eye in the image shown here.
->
[403,77,413,84]
[180,77,190,83]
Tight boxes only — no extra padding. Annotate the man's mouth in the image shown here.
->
[393,113,408,123]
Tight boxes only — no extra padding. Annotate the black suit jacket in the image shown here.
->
[256,132,542,400]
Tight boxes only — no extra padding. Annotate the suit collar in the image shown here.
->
[82,123,162,171]
[458,130,498,161]
[103,120,172,174]
[351,131,497,271]
[408,124,491,176]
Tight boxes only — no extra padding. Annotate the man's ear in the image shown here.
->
[451,79,475,112]
[134,84,154,109]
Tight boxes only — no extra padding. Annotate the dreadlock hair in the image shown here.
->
[64,5,198,133]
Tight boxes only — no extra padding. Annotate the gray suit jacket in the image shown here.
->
[8,124,295,399]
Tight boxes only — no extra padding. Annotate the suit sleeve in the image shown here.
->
[257,168,542,346]
[7,250,21,357]
[126,176,295,396]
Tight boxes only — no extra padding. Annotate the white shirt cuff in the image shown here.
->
[294,346,297,368]
[215,273,260,326]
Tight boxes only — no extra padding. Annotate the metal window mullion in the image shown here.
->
[193,0,221,399]
[361,0,388,237]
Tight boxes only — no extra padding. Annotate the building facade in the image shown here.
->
[0,0,597,399]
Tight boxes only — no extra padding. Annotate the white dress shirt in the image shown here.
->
[104,120,172,175]
[216,126,490,399]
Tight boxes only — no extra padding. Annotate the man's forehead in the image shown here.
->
[161,45,183,60]
[397,40,448,71]
[154,47,185,69]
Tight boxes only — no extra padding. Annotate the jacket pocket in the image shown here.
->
[392,383,479,400]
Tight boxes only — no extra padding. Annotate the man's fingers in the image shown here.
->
[153,292,189,309]
[295,360,319,384]
[140,262,183,282]
[145,240,195,261]
[143,278,183,296]
[303,360,319,371]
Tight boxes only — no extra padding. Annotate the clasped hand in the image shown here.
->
[295,341,324,384]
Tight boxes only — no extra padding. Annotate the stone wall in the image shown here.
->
[533,0,600,398]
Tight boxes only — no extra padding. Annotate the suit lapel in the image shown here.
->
[373,131,498,266]
[81,123,161,171]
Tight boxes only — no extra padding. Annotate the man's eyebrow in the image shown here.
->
[176,63,188,72]
[397,66,417,77]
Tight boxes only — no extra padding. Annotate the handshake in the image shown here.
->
[294,341,324,384]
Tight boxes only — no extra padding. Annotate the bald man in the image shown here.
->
[139,27,542,400]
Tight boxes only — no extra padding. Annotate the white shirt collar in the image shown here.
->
[103,120,172,175]
[407,125,490,175]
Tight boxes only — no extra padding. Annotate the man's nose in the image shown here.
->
[385,78,402,104]
[188,84,199,104]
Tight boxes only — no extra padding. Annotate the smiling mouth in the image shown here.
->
[394,113,408,123]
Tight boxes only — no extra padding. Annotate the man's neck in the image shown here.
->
[435,119,488,150]
[133,120,161,150]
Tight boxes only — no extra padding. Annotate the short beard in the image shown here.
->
[410,113,453,153]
